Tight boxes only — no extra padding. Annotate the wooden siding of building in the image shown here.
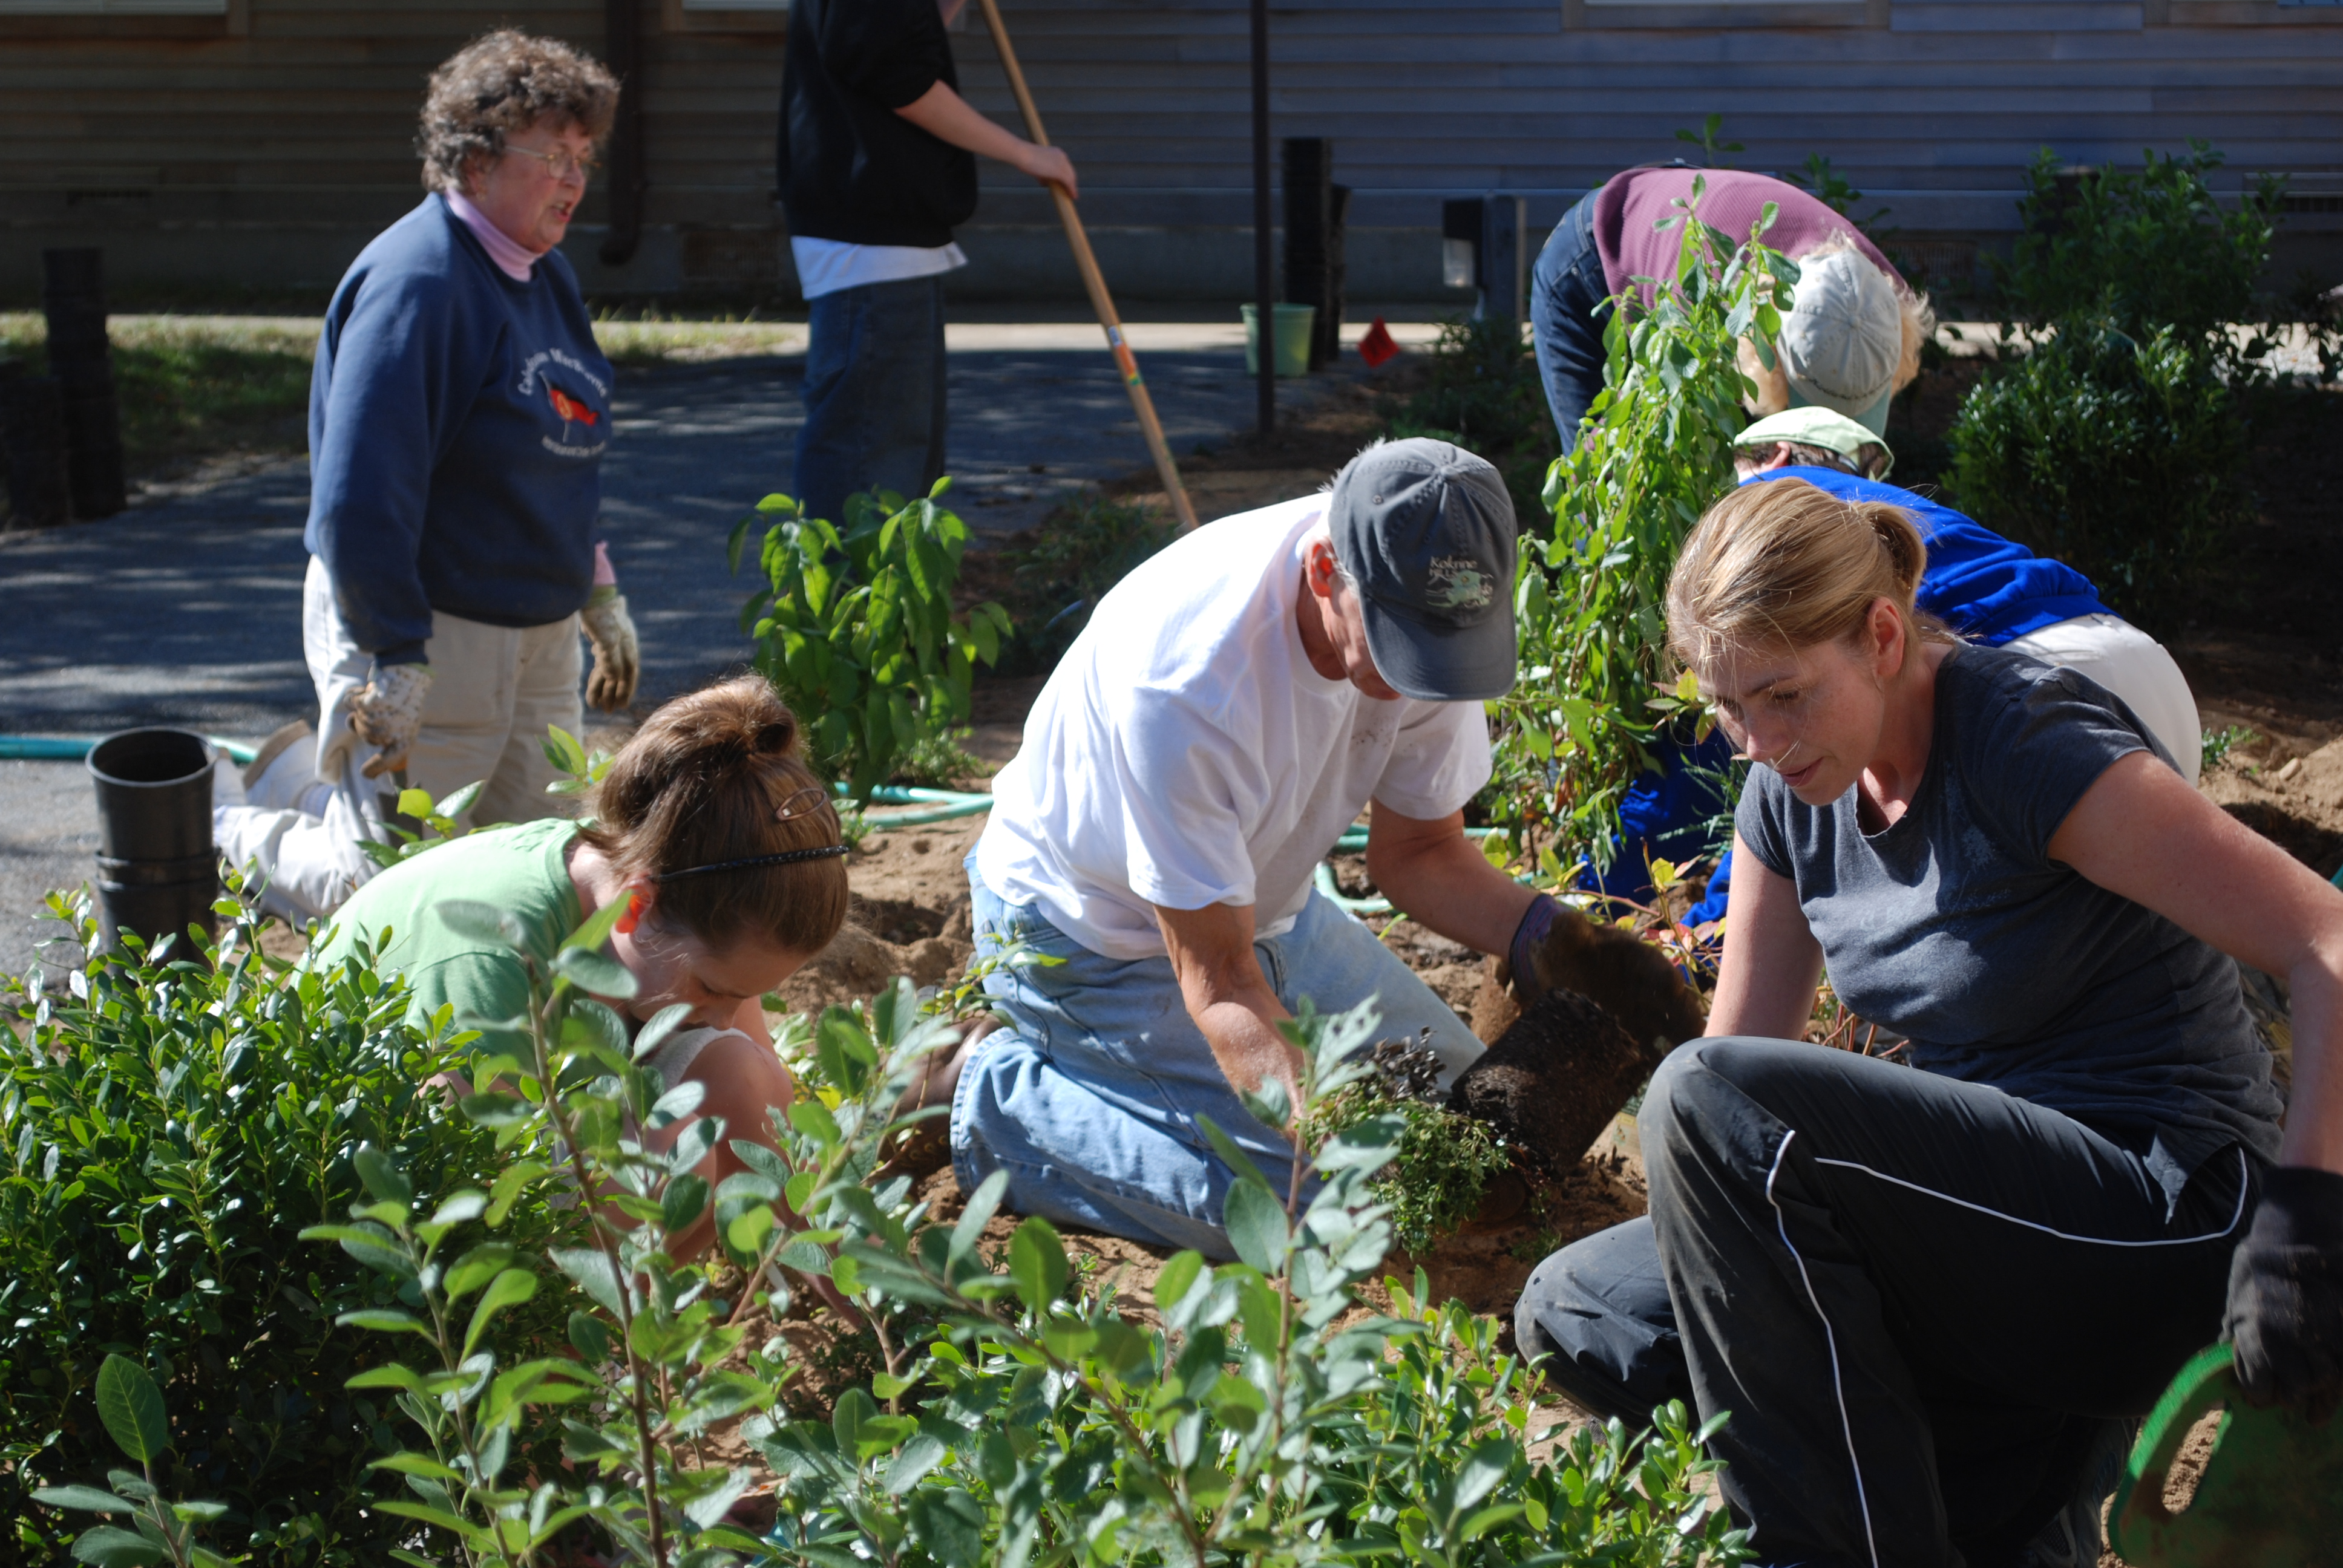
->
[4,0,2339,303]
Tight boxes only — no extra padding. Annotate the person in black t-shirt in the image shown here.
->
[1514,477,2342,1567]
[778,0,1076,525]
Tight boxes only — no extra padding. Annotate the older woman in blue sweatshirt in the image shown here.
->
[1599,408,2200,920]
[297,30,640,828]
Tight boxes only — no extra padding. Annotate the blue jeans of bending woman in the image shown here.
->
[1530,188,1614,451]
[952,857,1484,1258]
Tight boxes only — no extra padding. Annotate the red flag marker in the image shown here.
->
[1357,315,1400,368]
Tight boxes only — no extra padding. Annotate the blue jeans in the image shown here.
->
[794,275,948,526]
[953,859,1484,1258]
[1530,189,1613,450]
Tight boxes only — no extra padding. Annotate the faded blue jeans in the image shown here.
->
[793,274,948,527]
[954,858,1486,1258]
[1530,188,1612,451]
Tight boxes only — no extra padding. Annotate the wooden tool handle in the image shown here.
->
[974,0,1200,532]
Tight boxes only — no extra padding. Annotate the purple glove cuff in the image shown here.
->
[1508,893,1563,988]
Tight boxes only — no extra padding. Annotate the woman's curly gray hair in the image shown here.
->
[416,30,619,194]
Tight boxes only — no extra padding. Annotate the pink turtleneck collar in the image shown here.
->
[444,189,542,282]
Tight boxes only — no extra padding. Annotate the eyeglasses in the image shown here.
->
[503,143,600,182]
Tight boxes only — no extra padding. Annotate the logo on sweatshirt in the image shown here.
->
[548,383,599,439]
[1427,555,1495,613]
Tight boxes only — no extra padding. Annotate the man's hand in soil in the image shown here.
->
[2225,1165,2343,1423]
[1156,900,1306,1126]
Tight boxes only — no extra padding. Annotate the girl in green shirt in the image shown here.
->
[319,675,852,1257]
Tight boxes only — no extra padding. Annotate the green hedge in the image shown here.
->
[1,897,574,1566]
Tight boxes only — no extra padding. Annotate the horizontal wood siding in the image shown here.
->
[3,0,2338,299]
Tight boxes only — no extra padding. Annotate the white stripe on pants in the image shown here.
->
[303,555,585,829]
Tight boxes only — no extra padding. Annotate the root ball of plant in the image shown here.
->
[1450,987,1667,1176]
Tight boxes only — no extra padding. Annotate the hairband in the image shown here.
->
[650,843,851,883]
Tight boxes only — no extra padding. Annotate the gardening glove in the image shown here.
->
[1504,892,1708,1052]
[581,586,640,712]
[2224,1165,2343,1425]
[348,661,432,779]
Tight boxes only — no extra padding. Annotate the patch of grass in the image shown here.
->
[589,312,806,367]
[0,313,314,474]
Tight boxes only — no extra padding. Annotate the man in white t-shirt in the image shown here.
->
[931,438,1578,1256]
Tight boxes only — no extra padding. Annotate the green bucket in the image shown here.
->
[1240,302,1318,377]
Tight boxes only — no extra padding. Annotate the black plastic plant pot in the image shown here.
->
[85,727,218,955]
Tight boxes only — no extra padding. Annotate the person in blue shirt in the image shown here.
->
[1605,407,2200,925]
[216,31,647,921]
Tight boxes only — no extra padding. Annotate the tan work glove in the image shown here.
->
[349,661,433,778]
[581,587,640,711]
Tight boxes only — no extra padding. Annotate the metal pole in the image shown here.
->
[1250,0,1273,435]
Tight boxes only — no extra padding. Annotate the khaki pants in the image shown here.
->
[304,555,584,829]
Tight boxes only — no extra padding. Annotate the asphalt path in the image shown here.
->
[0,338,1355,982]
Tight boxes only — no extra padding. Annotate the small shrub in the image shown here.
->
[1945,320,2251,635]
[732,483,1012,802]
[992,494,1181,675]
[2202,723,2258,771]
[1312,1039,1514,1254]
[1381,314,1559,524]
[1,893,575,1566]
[1994,142,2282,374]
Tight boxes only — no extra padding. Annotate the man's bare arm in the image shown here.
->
[1365,800,1536,955]
[1155,900,1304,1114]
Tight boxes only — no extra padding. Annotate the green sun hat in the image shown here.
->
[1732,407,1897,480]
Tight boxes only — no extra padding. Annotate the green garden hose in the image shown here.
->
[831,782,996,828]
[1,734,258,765]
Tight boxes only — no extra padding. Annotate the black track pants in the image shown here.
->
[1516,1037,2258,1568]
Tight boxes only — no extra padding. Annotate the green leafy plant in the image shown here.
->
[541,725,615,799]
[2202,723,2259,771]
[2,892,575,1566]
[357,780,486,871]
[1493,180,1792,876]
[756,996,1752,1566]
[1380,314,1560,523]
[306,891,981,1566]
[31,1355,238,1567]
[992,494,1181,675]
[1672,114,1743,168]
[1994,142,2284,376]
[1784,152,1889,233]
[1945,319,2251,635]
[732,483,1013,802]
[1321,1094,1510,1256]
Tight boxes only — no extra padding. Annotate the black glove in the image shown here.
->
[2224,1165,2343,1425]
[1507,893,1564,1004]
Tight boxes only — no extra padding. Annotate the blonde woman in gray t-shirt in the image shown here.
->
[1514,477,2342,1568]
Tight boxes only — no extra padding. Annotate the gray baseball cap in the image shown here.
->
[1779,247,1902,436]
[1327,437,1519,702]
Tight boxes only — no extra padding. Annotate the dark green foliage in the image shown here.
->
[1380,315,1560,524]
[992,494,1181,675]
[1,895,575,1566]
[1994,143,2282,371]
[1946,321,2251,636]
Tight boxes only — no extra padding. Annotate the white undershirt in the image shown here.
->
[789,235,968,301]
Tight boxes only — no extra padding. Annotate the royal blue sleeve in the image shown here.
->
[304,261,465,664]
